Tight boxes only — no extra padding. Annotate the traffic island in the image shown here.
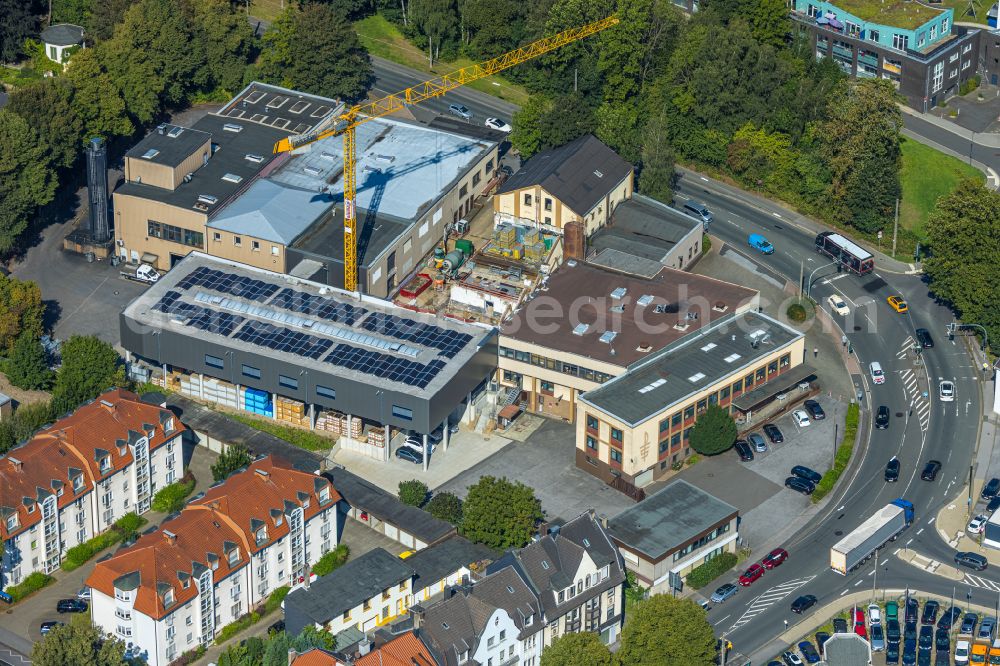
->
[895,550,964,581]
[935,480,1000,567]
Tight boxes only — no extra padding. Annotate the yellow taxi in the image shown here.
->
[887,295,908,313]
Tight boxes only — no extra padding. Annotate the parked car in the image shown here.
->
[902,638,917,665]
[921,460,942,481]
[827,294,850,316]
[855,608,868,638]
[886,601,899,622]
[791,595,818,614]
[905,622,917,641]
[710,583,739,603]
[484,117,511,132]
[748,432,767,453]
[785,476,816,495]
[939,380,955,402]
[983,478,1000,499]
[955,639,971,665]
[872,624,886,651]
[792,410,811,427]
[987,496,1000,513]
[762,548,789,569]
[876,405,891,429]
[734,439,754,462]
[76,587,91,600]
[798,641,821,663]
[922,601,940,625]
[978,615,997,640]
[870,604,883,625]
[804,399,826,420]
[915,328,934,348]
[39,621,63,636]
[833,618,849,633]
[739,563,765,586]
[968,515,988,535]
[955,551,989,571]
[887,295,909,313]
[448,104,473,120]
[938,606,962,631]
[781,651,804,666]
[682,201,714,228]
[395,447,424,465]
[887,619,901,642]
[905,598,919,623]
[402,434,437,453]
[919,625,933,650]
[935,628,950,653]
[57,598,88,613]
[886,457,901,482]
[792,466,822,483]
[886,640,900,664]
[267,619,285,635]
[763,423,784,443]
[814,632,831,649]
[960,612,978,636]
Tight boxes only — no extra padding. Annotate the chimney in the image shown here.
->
[163,530,177,545]
[8,457,23,472]
[411,604,425,630]
[358,637,372,656]
[287,649,297,666]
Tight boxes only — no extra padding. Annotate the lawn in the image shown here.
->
[899,137,984,239]
[353,14,530,107]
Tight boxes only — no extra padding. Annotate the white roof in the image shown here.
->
[826,233,873,261]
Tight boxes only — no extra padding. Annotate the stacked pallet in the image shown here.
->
[243,387,273,417]
[275,396,307,427]
[177,375,238,408]
[367,427,386,448]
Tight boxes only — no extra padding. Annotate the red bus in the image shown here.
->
[814,232,875,275]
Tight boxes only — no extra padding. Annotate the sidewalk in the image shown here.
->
[898,104,1000,189]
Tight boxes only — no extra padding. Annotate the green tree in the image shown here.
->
[211,443,254,482]
[410,0,459,66]
[0,0,38,62]
[311,544,350,576]
[64,48,134,140]
[8,78,86,171]
[425,491,463,524]
[540,631,613,666]
[688,404,737,456]
[637,110,675,204]
[51,335,123,415]
[86,0,138,40]
[32,615,126,666]
[398,479,429,507]
[743,0,789,47]
[924,180,1000,354]
[0,400,56,455]
[726,122,796,194]
[459,0,525,58]
[821,78,902,233]
[616,594,715,666]
[0,111,58,255]
[594,101,641,163]
[151,474,196,514]
[0,275,45,354]
[460,476,542,549]
[5,333,53,390]
[257,4,373,102]
[189,0,256,95]
[510,94,551,158]
[52,0,94,26]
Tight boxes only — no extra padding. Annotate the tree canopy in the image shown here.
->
[0,0,39,62]
[0,111,58,255]
[540,631,614,666]
[425,491,463,524]
[398,479,430,507]
[460,476,543,549]
[212,443,254,482]
[688,405,737,456]
[0,275,45,354]
[32,615,126,666]
[51,335,124,415]
[616,594,716,666]
[5,333,53,390]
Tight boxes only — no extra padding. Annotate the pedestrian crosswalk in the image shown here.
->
[964,573,1000,592]
[729,576,817,631]
[899,367,930,432]
[897,336,914,360]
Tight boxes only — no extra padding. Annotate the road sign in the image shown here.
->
[877,230,883,239]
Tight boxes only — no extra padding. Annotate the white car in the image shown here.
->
[956,639,971,665]
[484,117,512,132]
[869,361,885,385]
[792,410,811,428]
[868,603,882,626]
[968,515,988,535]
[940,380,955,402]
[827,293,850,316]
[136,263,159,283]
[76,587,91,600]
[401,435,436,454]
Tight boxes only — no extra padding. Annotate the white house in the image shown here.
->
[39,24,84,64]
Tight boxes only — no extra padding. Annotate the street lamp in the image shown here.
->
[805,261,838,299]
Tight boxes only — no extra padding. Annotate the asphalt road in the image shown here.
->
[672,171,984,661]
[903,113,1000,179]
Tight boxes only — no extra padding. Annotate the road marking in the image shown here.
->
[714,614,732,626]
[700,176,709,182]
[928,517,936,525]
[841,589,849,596]
[855,580,863,586]
[965,574,1000,592]
[894,549,901,556]
[906,539,914,546]
[772,212,782,218]
[881,559,888,566]
[917,528,925,535]
[729,576,816,630]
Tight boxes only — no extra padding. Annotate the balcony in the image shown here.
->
[858,54,878,68]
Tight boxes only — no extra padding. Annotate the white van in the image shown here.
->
[869,361,885,385]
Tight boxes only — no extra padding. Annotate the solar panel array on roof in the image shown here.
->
[234,320,332,360]
[176,266,280,302]
[361,312,472,359]
[326,344,447,388]
[151,291,245,336]
[271,287,366,325]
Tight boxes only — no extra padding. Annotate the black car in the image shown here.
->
[886,457,901,482]
[934,650,949,666]
[905,622,917,641]
[886,641,900,664]
[921,460,942,481]
[804,399,825,420]
[938,606,962,630]
[955,551,989,571]
[915,328,935,348]
[833,618,849,633]
[918,625,933,650]
[39,621,63,636]
[763,423,784,443]
[905,598,919,623]
[785,476,816,495]
[902,638,917,666]
[267,619,285,635]
[798,641,821,663]
[917,649,931,666]
[887,619,901,641]
[983,478,1000,499]
[934,628,950,652]
[56,598,87,613]
[791,594,818,614]
[395,447,423,465]
[961,612,979,635]
[815,631,831,648]
[987,496,1000,513]
[792,465,823,483]
[921,601,940,625]
[876,405,891,429]
[734,439,754,462]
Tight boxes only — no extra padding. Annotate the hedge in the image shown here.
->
[685,552,739,590]
[168,644,206,666]
[812,403,860,502]
[264,586,290,614]
[312,544,350,577]
[5,571,54,602]
[151,473,197,514]
[62,512,148,571]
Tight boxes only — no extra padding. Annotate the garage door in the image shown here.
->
[385,524,399,540]
[399,531,414,548]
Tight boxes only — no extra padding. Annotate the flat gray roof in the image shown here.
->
[125,124,212,168]
[208,179,332,245]
[591,195,701,262]
[578,311,803,426]
[607,480,737,560]
[122,253,494,399]
[217,81,340,136]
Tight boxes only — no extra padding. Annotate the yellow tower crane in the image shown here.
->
[272,15,619,292]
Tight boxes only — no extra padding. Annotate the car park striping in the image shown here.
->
[964,574,1000,592]
[728,576,816,630]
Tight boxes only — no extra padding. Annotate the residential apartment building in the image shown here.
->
[86,456,341,666]
[790,0,981,111]
[494,135,633,237]
[576,311,806,488]
[0,389,186,585]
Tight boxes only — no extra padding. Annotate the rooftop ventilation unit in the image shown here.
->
[221,173,243,184]
[636,342,652,352]
[594,170,604,178]
[222,123,244,133]
[567,259,578,267]
[610,304,625,314]
[673,321,690,331]
[599,331,617,344]
[572,323,589,336]
[167,126,184,138]
[141,148,160,160]
[686,311,700,320]
[197,194,219,205]
[303,165,322,176]
[638,377,666,394]
[636,294,654,307]
[320,151,337,161]
[244,154,264,164]
[156,123,168,134]
[688,372,706,383]
[713,302,729,312]
[610,287,627,300]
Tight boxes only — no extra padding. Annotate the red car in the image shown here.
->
[761,548,788,570]
[853,608,867,639]
[738,563,765,586]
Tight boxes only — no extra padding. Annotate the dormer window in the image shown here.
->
[301,499,310,509]
[100,456,111,473]
[228,548,239,566]
[319,487,330,503]
[6,515,17,531]
[163,589,175,606]
[255,528,267,545]
[525,613,533,626]
[26,504,34,514]
[72,476,83,491]
[211,560,218,571]
[459,651,469,664]
[165,417,174,432]
[182,579,190,589]
[274,515,283,527]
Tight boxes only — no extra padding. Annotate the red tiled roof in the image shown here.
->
[292,649,340,666]
[86,456,340,620]
[354,632,437,666]
[0,389,185,540]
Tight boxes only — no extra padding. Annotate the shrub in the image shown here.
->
[215,611,261,644]
[702,233,712,254]
[114,512,145,538]
[152,473,197,514]
[265,586,290,614]
[786,303,808,322]
[425,491,463,524]
[689,405,737,456]
[812,403,859,502]
[169,645,207,666]
[312,544,350,577]
[685,454,701,466]
[62,513,147,571]
[398,479,429,508]
[685,552,739,590]
[5,571,53,602]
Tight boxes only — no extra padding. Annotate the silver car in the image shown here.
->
[448,104,472,120]
[710,583,738,603]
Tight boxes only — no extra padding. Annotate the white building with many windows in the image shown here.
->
[0,389,186,585]
[86,456,341,666]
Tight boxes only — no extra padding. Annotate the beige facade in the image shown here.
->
[576,336,806,485]
[207,227,287,273]
[494,173,633,237]
[124,141,210,191]
[114,194,207,270]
